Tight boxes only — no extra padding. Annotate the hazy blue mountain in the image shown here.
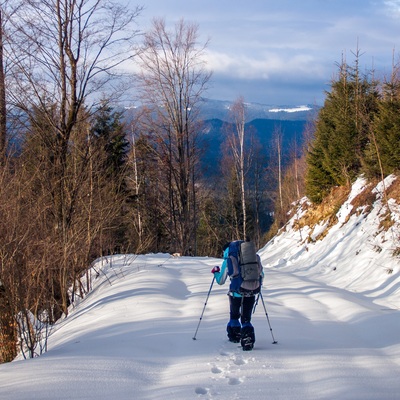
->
[123,98,319,122]
[124,98,316,177]
[199,117,309,176]
[198,98,319,122]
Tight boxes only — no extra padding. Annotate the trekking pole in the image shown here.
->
[192,276,215,340]
[259,291,278,344]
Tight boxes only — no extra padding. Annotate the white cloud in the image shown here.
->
[130,0,398,104]
[383,0,400,16]
[205,49,325,80]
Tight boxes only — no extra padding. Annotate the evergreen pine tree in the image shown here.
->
[306,136,336,203]
[90,101,130,252]
[365,66,400,176]
[92,102,129,183]
[305,56,378,203]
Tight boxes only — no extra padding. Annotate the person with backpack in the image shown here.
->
[211,238,263,351]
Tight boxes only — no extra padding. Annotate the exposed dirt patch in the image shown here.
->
[296,185,351,236]
[386,176,400,202]
[349,179,378,217]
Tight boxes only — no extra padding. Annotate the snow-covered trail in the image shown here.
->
[0,254,399,400]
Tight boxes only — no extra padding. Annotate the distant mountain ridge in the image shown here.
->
[198,100,318,174]
[123,98,320,123]
[200,118,307,175]
[198,98,320,122]
[123,98,318,178]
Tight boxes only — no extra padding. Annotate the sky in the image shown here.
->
[1,175,400,399]
[134,0,400,105]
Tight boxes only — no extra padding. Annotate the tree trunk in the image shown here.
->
[0,9,6,164]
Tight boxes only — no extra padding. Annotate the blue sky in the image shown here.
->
[136,0,400,105]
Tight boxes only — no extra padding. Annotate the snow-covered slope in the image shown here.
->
[0,176,399,399]
[260,175,400,310]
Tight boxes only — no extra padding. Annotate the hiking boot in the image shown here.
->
[241,323,255,351]
[227,326,241,343]
[227,320,241,343]
[241,336,254,351]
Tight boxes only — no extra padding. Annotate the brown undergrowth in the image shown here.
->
[274,174,400,244]
[349,179,378,215]
[292,176,400,242]
[377,176,400,232]
[295,185,351,242]
[385,175,400,202]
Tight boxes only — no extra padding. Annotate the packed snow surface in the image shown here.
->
[1,176,400,399]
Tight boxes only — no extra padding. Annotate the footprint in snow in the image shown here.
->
[233,356,246,366]
[228,376,242,385]
[195,386,208,395]
[211,366,223,374]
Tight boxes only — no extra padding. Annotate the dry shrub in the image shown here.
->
[349,175,400,232]
[379,212,395,231]
[373,175,400,232]
[296,185,350,232]
[273,174,400,243]
[386,176,400,202]
[350,179,378,216]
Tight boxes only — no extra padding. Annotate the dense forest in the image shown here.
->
[0,0,399,363]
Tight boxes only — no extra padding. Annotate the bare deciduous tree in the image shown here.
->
[222,96,252,238]
[0,0,18,163]
[136,18,211,255]
[5,0,142,316]
[227,96,249,239]
[0,6,6,163]
[274,125,284,210]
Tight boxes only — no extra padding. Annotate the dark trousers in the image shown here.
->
[229,295,255,325]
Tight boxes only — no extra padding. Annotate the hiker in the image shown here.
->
[211,238,263,351]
